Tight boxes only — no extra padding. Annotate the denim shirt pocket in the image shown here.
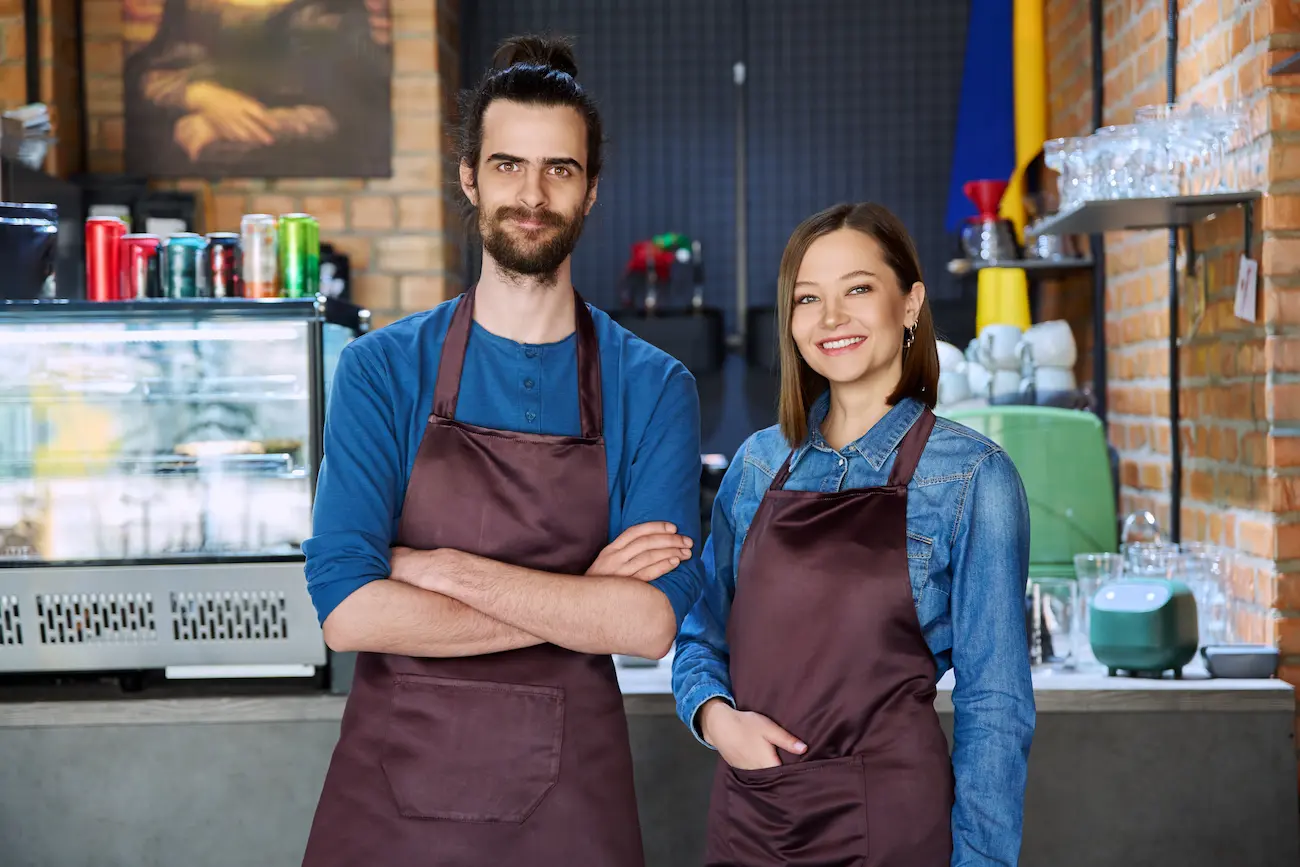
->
[906,531,934,606]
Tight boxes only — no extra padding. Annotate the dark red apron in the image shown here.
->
[302,287,644,867]
[704,408,953,867]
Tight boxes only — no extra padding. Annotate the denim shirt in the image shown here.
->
[672,395,1035,867]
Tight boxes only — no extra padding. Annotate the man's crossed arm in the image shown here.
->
[321,522,692,660]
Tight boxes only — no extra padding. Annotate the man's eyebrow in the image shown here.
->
[486,153,585,172]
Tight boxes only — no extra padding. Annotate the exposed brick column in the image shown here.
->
[1043,0,1300,761]
[0,0,27,112]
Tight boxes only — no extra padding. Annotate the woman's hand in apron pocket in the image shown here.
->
[698,698,807,770]
[586,522,694,582]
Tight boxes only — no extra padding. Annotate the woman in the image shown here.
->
[672,203,1034,867]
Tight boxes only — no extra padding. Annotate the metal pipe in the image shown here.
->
[732,59,748,343]
[1167,0,1181,542]
[1090,0,1107,426]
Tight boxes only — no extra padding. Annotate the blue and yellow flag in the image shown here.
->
[946,0,1047,239]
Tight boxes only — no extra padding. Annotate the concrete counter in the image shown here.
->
[0,664,1295,867]
[1,663,1292,727]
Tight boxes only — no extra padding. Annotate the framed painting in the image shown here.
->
[123,0,393,178]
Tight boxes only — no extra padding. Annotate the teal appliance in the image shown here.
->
[1089,578,1199,678]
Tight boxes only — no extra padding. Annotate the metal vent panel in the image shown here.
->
[172,591,290,642]
[0,595,21,645]
[36,593,158,645]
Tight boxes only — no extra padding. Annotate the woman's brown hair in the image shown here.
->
[776,202,940,446]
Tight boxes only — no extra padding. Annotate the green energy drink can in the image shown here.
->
[278,214,320,298]
[160,233,208,298]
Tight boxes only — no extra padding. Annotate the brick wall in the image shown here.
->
[0,0,26,111]
[1039,0,1098,389]
[78,0,463,328]
[1042,0,1300,668]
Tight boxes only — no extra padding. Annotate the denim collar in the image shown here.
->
[787,393,925,473]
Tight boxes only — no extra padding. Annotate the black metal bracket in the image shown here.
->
[1090,0,1107,426]
[22,0,38,105]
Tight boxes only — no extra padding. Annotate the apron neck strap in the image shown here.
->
[770,451,796,491]
[887,407,935,488]
[432,286,604,439]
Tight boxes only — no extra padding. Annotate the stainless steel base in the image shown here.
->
[0,561,325,673]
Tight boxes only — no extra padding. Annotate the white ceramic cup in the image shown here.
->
[978,324,1023,371]
[1034,365,1077,394]
[990,368,1022,400]
[1022,320,1077,368]
[936,340,966,373]
[938,369,972,405]
[965,361,992,398]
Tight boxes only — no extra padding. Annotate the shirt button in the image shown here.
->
[838,457,846,467]
[525,410,537,422]
[525,348,538,359]
[524,378,535,389]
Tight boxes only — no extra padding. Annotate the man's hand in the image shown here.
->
[587,522,693,581]
[389,546,439,589]
[698,698,807,771]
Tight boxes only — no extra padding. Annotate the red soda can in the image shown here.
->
[85,216,128,301]
[205,233,242,298]
[120,234,161,300]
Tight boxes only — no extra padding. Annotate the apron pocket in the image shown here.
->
[723,755,869,867]
[381,674,564,823]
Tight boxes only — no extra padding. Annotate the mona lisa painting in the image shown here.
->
[123,0,393,178]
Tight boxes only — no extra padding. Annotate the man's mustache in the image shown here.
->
[494,206,565,228]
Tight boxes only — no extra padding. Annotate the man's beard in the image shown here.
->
[480,204,586,285]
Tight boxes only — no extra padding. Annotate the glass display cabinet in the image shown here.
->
[0,297,368,676]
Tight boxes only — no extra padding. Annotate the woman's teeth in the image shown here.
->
[820,337,864,350]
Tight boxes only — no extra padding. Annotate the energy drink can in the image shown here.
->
[240,214,278,298]
[160,233,208,298]
[85,216,128,301]
[205,232,242,298]
[278,213,320,298]
[120,234,161,300]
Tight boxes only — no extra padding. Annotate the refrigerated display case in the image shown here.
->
[0,297,368,675]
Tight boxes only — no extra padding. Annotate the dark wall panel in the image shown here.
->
[461,1,741,319]
[742,1,970,335]
[462,2,975,456]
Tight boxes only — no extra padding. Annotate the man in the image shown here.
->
[299,35,704,867]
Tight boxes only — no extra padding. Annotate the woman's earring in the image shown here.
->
[903,324,916,350]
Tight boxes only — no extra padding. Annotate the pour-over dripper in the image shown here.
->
[961,180,1017,262]
[963,179,1010,220]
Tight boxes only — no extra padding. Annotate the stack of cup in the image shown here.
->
[975,323,1025,404]
[1017,320,1078,406]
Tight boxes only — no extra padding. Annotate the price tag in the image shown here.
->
[1234,254,1259,323]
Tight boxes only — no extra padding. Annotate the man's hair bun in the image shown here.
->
[491,35,578,78]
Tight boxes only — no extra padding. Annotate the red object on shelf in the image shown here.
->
[624,239,674,282]
[85,217,128,301]
[963,179,1009,220]
[120,234,161,300]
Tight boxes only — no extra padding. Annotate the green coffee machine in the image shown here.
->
[1089,578,1199,678]
[944,406,1117,580]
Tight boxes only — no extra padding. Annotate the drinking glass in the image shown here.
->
[1073,552,1124,668]
[1177,542,1235,646]
[1027,577,1080,671]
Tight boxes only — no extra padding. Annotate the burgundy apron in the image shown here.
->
[302,287,644,867]
[704,408,954,867]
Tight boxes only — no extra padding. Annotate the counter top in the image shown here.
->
[0,661,1291,727]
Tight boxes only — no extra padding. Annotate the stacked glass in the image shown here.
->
[1041,100,1252,215]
